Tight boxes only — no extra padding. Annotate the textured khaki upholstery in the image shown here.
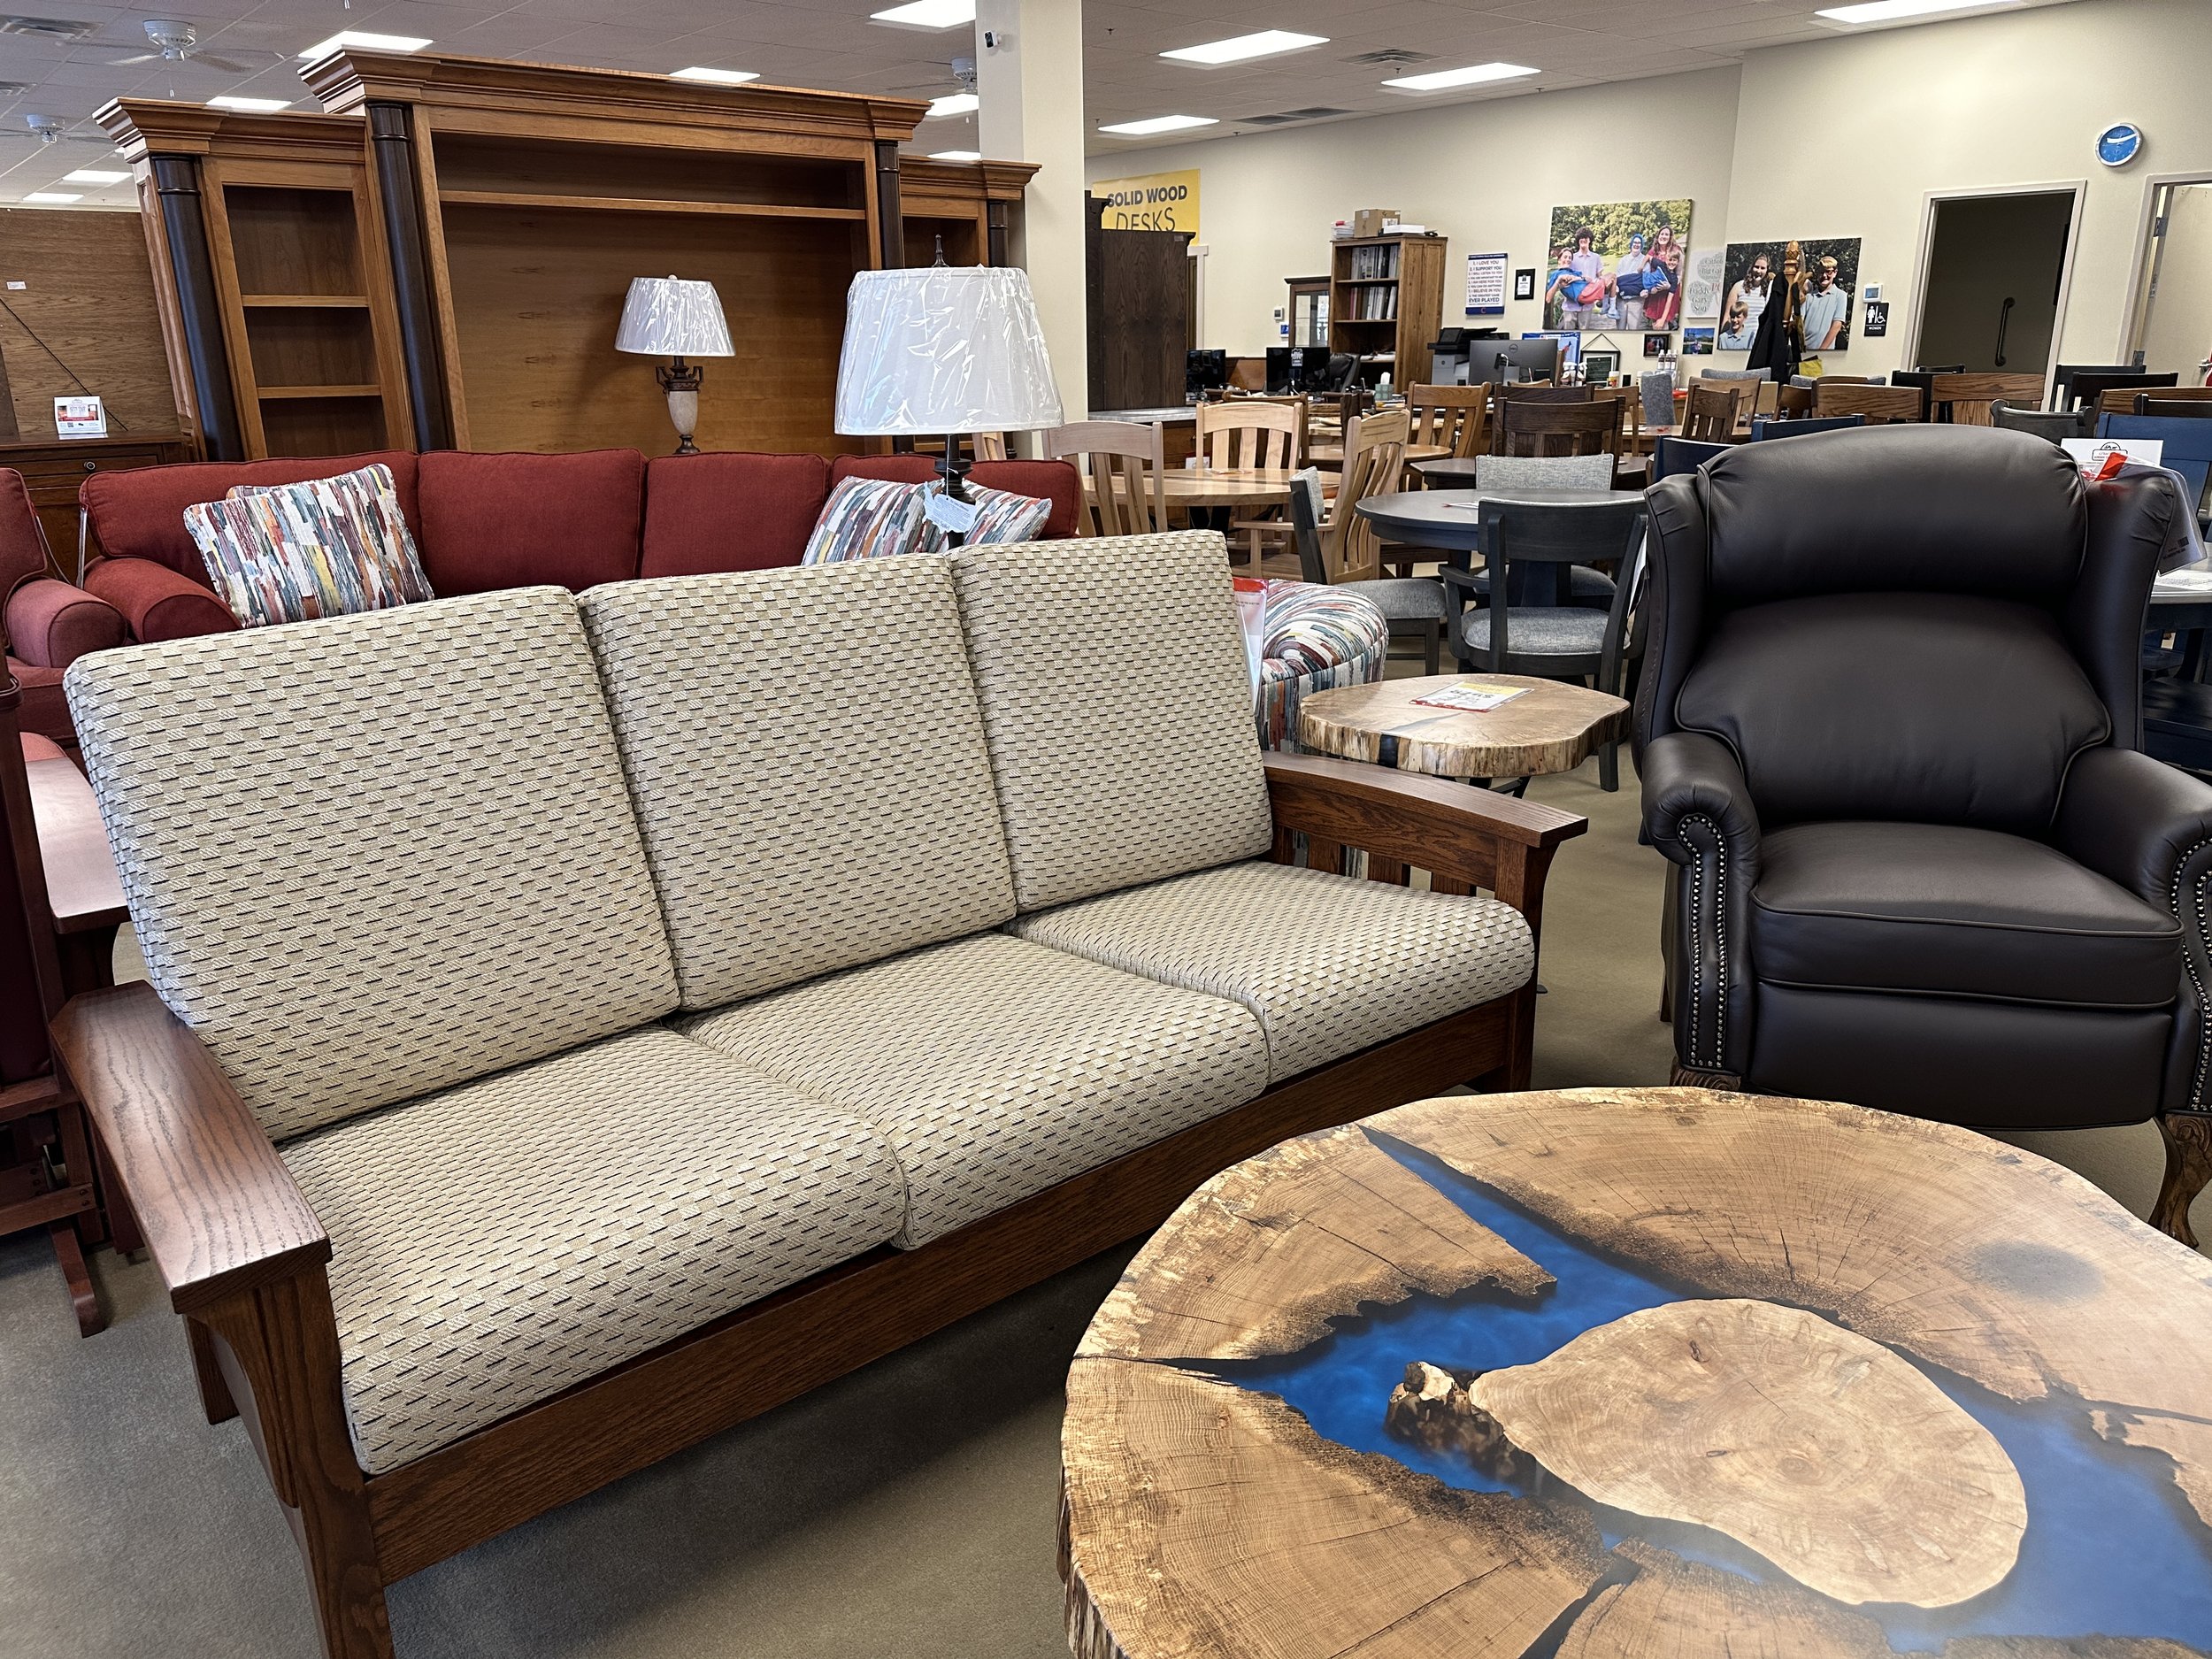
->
[66,588,678,1141]
[283,1026,904,1473]
[950,531,1274,911]
[581,561,1015,1007]
[682,933,1269,1246]
[1011,861,1533,1080]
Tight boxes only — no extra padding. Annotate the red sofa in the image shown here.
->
[0,469,128,751]
[33,446,1081,749]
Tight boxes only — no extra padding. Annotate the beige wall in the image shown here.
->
[2140,182,2212,383]
[1086,0,2212,380]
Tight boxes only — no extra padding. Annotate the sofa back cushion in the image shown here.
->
[641,452,831,578]
[416,449,645,595]
[65,587,679,1141]
[580,559,1015,1007]
[830,454,1081,539]
[0,468,50,595]
[82,451,421,582]
[950,530,1273,911]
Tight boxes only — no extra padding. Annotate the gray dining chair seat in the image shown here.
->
[1470,565,1617,604]
[1353,576,1450,620]
[1457,606,1609,655]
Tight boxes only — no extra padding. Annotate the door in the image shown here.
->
[1914,190,2078,378]
[2129,179,2212,385]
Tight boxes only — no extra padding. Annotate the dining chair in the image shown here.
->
[1409,383,1492,460]
[1889,365,1965,419]
[1043,419,1169,537]
[1466,453,1621,612]
[1440,496,1647,789]
[2135,389,2212,418]
[1750,413,1867,440]
[1317,409,1409,583]
[2074,370,2179,412]
[1681,382,1745,442]
[1496,397,1619,457]
[1928,372,2047,426]
[1200,399,1303,570]
[1286,473,1443,673]
[1993,403,2093,442]
[1777,384,1815,419]
[1651,435,1731,480]
[1813,381,1922,423]
[972,431,1010,461]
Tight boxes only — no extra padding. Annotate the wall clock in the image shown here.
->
[2097,123,2144,167]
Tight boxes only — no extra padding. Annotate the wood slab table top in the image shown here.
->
[1299,673,1627,780]
[1060,1086,2212,1659]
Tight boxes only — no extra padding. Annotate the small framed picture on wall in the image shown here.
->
[1513,268,1536,302]
[1581,347,1621,385]
[1644,334,1674,357]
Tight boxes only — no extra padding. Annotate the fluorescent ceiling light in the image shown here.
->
[24,191,81,204]
[928,150,982,161]
[1098,114,1218,136]
[872,0,975,27]
[64,168,128,184]
[1383,61,1538,91]
[1816,0,2020,20]
[1162,30,1327,65]
[671,66,759,84]
[926,91,979,119]
[206,95,292,111]
[299,31,431,60]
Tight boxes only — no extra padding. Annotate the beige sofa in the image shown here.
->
[56,529,1582,1659]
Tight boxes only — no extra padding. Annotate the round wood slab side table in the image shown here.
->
[1060,1087,2212,1659]
[1298,673,1628,781]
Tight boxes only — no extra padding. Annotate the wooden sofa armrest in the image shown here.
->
[25,743,127,936]
[1263,751,1586,927]
[51,982,327,1315]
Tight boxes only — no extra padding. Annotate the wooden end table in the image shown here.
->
[1061,1087,2212,1658]
[1298,673,1628,783]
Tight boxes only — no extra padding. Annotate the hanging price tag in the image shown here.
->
[926,490,979,534]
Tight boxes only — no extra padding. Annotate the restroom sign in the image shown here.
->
[1090,170,1200,237]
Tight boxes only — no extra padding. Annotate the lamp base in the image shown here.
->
[657,357,705,457]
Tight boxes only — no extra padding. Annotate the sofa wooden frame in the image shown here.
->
[52,751,1583,1659]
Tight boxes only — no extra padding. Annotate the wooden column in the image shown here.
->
[365,104,453,452]
[987,201,1010,268]
[873,140,903,271]
[148,155,243,463]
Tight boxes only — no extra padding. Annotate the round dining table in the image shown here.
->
[1082,466,1303,518]
[1355,485,1624,555]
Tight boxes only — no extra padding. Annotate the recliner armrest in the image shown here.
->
[2054,746,2212,909]
[5,577,126,669]
[1640,732,1761,1080]
[1641,731,1762,865]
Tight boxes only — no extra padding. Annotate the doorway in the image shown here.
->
[2125,177,2212,385]
[1912,188,2080,380]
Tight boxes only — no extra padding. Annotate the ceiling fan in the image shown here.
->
[108,19,280,73]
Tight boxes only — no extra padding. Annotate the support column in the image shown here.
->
[874,139,905,269]
[149,155,244,462]
[976,0,1087,422]
[365,104,455,452]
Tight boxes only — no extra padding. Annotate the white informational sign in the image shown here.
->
[54,395,106,440]
[2064,437,2164,472]
[1684,248,1725,319]
[1464,251,1508,317]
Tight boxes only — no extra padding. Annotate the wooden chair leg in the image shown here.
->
[49,1217,103,1336]
[2154,1113,2212,1248]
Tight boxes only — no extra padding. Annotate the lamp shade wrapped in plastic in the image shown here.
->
[613,276,734,357]
[834,265,1064,435]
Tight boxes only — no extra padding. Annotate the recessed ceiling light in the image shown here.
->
[872,0,974,27]
[1162,30,1328,66]
[1098,114,1218,136]
[928,150,982,161]
[299,31,431,60]
[64,168,128,184]
[1381,61,1539,92]
[671,66,759,84]
[206,96,292,112]
[1815,0,2020,20]
[24,191,81,204]
[926,91,979,119]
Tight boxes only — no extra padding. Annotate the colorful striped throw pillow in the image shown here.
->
[185,464,434,628]
[802,477,1053,564]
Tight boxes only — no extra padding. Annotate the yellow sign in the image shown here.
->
[1090,170,1200,237]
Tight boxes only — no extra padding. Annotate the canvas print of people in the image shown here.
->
[1543,199,1694,331]
[1717,238,1863,351]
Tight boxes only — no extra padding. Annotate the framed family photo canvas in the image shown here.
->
[1543,199,1694,332]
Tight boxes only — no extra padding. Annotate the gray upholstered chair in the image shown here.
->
[1993,401,2093,442]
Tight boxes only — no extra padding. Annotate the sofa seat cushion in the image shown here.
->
[416,449,644,595]
[1010,860,1533,1082]
[680,933,1269,1247]
[1751,821,2180,1009]
[641,451,830,578]
[282,1026,904,1475]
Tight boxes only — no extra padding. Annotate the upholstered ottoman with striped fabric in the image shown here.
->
[1253,580,1389,751]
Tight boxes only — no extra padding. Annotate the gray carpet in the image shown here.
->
[1,755,2200,1658]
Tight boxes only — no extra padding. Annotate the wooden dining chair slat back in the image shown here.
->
[1496,396,1618,458]
[1812,381,1923,423]
[1198,399,1301,470]
[1043,419,1169,537]
[1929,372,2047,426]
[1681,382,1746,442]
[2128,387,2212,416]
[971,431,1010,461]
[1409,383,1492,459]
[1327,410,1409,583]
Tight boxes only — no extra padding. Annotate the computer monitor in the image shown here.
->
[1263,347,1336,396]
[1477,336,1561,384]
[1185,349,1228,397]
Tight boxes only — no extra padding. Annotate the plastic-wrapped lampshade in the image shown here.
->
[835,265,1063,435]
[614,276,734,357]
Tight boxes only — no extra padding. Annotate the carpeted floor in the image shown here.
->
[1,752,2200,1659]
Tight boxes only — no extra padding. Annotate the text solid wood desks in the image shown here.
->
[1299,673,1627,781]
[1062,1086,2212,1659]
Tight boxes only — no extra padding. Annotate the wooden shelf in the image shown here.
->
[241,293,371,308]
[438,188,868,222]
[257,384,383,400]
[1340,279,1399,286]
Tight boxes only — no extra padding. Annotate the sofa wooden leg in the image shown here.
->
[202,1273,391,1659]
[1670,1062,1743,1091]
[187,1315,239,1425]
[2154,1114,2212,1249]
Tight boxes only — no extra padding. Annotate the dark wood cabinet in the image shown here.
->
[1086,195,1195,411]
[0,434,196,576]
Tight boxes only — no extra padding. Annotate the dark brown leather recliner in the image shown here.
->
[1637,424,2212,1241]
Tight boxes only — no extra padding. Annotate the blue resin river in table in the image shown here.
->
[1197,1136,2212,1652]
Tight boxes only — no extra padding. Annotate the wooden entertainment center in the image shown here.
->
[101,52,1035,462]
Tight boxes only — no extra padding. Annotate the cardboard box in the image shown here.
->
[1351,208,1400,238]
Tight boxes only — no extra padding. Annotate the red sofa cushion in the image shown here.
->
[5,577,126,668]
[828,456,1081,540]
[641,452,831,578]
[417,449,645,595]
[83,557,239,644]
[81,451,421,582]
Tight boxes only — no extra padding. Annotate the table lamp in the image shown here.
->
[833,260,1063,525]
[615,275,734,455]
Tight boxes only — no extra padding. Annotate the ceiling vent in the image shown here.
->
[0,14,97,42]
[1240,107,1358,126]
[1343,47,1434,65]
[0,81,28,96]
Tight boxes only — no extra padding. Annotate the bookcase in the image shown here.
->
[1328,233,1448,386]
[898,157,1038,270]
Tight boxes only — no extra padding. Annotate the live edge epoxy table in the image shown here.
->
[1060,1087,2212,1659]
